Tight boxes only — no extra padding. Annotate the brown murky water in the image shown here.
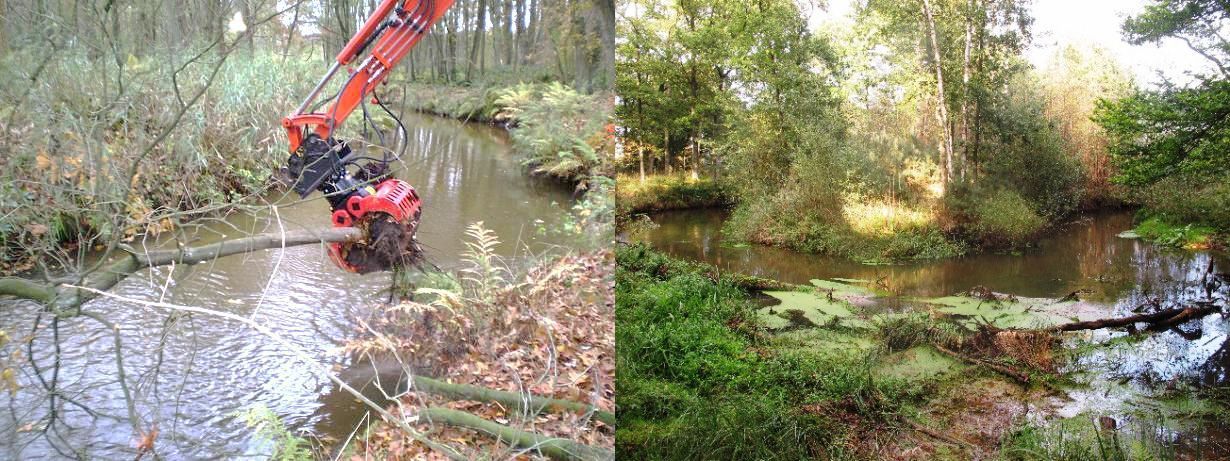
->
[640,208,1230,455]
[0,113,578,459]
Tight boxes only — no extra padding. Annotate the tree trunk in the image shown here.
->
[419,408,614,460]
[921,0,954,187]
[466,0,487,81]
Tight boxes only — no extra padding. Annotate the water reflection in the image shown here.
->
[0,113,576,459]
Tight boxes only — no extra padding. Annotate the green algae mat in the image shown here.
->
[876,346,965,380]
[757,278,874,330]
[918,295,1075,329]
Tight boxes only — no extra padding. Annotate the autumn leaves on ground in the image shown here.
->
[343,234,615,459]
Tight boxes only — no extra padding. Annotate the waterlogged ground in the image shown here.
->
[639,208,1230,458]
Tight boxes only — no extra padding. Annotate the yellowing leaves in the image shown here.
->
[1,368,15,397]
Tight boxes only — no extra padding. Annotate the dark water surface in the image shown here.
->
[0,113,577,459]
[640,208,1226,303]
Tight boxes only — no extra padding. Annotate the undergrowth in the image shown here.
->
[0,48,322,270]
[399,80,613,183]
[615,243,910,460]
[615,174,729,218]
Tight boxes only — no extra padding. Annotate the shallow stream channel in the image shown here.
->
[0,113,582,458]
[638,208,1230,457]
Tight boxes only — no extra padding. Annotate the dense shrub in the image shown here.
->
[967,189,1047,246]
[1132,173,1230,234]
[0,49,321,266]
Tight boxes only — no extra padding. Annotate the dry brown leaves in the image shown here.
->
[349,249,615,459]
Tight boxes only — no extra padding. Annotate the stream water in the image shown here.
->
[0,113,578,459]
[638,208,1230,453]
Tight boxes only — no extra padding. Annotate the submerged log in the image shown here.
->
[934,344,1032,384]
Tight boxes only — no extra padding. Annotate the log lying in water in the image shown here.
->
[0,227,364,311]
[934,344,1032,383]
[130,228,362,267]
[1047,304,1220,333]
[418,407,614,461]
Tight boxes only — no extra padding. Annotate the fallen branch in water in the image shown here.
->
[418,407,614,461]
[0,227,362,311]
[412,376,615,426]
[1047,304,1220,333]
[905,418,973,450]
[934,344,1032,384]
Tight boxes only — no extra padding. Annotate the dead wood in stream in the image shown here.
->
[0,225,425,312]
[934,344,1033,384]
[418,407,614,461]
[1047,304,1221,333]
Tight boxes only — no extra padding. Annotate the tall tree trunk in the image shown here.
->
[921,0,954,187]
[639,145,646,183]
[466,0,486,80]
[959,1,973,182]
[595,0,614,90]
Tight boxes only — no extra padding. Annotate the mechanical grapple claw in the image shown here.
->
[286,135,423,273]
[328,178,423,274]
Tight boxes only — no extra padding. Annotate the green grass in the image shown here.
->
[615,244,910,460]
[615,174,730,216]
[1131,216,1216,249]
[723,202,968,263]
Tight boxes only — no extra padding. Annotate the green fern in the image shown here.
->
[459,222,509,300]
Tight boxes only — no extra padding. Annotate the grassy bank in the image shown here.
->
[616,244,911,459]
[616,244,1227,459]
[615,174,729,216]
[1121,173,1230,249]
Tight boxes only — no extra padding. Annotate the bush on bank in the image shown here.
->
[400,80,613,183]
[0,49,321,268]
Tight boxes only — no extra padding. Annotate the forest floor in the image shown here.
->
[337,250,615,459]
[615,244,1230,460]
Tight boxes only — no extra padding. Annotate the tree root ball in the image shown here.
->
[338,212,423,274]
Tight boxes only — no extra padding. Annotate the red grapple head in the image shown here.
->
[328,178,422,273]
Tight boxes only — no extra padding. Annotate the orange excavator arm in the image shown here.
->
[279,0,454,273]
[283,0,454,154]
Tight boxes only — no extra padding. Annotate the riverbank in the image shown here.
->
[616,243,1230,459]
[615,174,729,218]
[0,50,321,273]
[397,80,615,184]
[332,248,615,458]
